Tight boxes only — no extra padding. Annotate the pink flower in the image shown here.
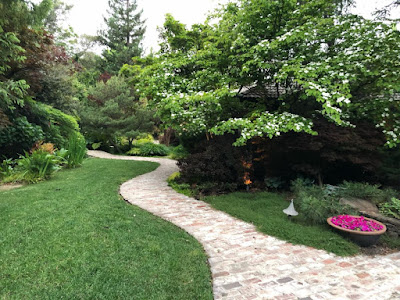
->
[330,215,383,232]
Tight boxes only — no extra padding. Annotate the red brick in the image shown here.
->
[323,259,336,264]
[338,262,353,268]
[356,272,370,279]
[213,271,229,278]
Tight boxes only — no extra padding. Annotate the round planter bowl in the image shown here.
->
[327,216,387,247]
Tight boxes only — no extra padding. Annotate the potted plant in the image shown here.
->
[327,215,387,247]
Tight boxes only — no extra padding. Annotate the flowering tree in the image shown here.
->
[136,0,400,148]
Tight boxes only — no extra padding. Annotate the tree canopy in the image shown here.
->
[80,76,154,149]
[98,0,146,74]
[0,0,84,158]
[134,0,400,148]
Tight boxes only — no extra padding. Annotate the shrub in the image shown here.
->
[380,198,400,219]
[33,102,81,149]
[264,177,285,190]
[178,135,244,185]
[167,171,237,197]
[0,101,83,159]
[131,136,154,147]
[127,142,169,157]
[337,181,397,205]
[139,143,169,156]
[91,142,102,150]
[31,141,55,154]
[126,148,141,156]
[290,178,315,195]
[253,119,386,185]
[0,116,45,158]
[79,76,154,151]
[379,146,400,188]
[16,150,63,183]
[135,134,154,143]
[299,193,354,224]
[167,172,194,197]
[0,158,15,180]
[292,180,356,224]
[169,145,189,160]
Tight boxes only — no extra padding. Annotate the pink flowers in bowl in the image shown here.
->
[330,215,384,232]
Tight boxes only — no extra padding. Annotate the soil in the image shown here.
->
[0,183,23,191]
[359,241,399,256]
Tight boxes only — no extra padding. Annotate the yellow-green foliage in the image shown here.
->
[168,172,181,182]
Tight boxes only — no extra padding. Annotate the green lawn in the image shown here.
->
[0,158,212,299]
[204,192,360,256]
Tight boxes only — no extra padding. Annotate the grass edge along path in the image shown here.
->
[0,158,213,299]
[203,192,360,256]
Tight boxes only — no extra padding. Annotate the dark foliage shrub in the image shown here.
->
[379,146,400,189]
[178,135,247,187]
[194,182,238,196]
[253,118,386,185]
[0,117,45,158]
[264,177,285,190]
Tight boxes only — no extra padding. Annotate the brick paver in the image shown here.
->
[89,151,400,300]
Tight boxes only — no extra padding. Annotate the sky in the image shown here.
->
[60,0,398,54]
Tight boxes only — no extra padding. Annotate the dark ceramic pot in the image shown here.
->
[327,216,387,247]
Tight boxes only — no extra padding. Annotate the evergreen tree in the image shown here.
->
[80,76,154,150]
[98,0,146,74]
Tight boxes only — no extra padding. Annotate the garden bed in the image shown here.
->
[202,192,400,256]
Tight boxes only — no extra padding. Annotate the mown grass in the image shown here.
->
[0,158,212,299]
[203,192,360,256]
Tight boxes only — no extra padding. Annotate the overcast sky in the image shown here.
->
[61,0,398,54]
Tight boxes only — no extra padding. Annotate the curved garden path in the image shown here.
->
[88,150,400,300]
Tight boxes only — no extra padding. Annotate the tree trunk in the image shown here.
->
[162,127,173,146]
[126,0,130,46]
[317,171,323,187]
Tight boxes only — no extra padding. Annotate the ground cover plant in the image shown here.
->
[0,158,213,299]
[380,197,400,219]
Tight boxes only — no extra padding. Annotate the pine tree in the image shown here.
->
[98,0,146,73]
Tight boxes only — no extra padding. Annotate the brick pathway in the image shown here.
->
[89,151,400,300]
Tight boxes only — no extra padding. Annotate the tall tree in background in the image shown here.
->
[98,0,146,74]
[43,0,77,54]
